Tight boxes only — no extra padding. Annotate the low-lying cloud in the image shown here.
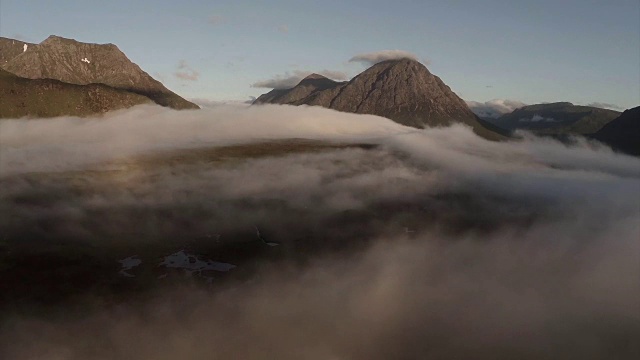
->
[587,102,625,110]
[189,97,255,108]
[466,99,527,118]
[251,70,349,89]
[0,104,407,175]
[519,114,555,122]
[0,104,639,359]
[349,50,419,66]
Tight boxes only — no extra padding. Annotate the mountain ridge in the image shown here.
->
[0,35,198,110]
[486,102,620,135]
[255,59,502,140]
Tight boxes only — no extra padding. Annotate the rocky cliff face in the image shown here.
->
[592,106,640,156]
[255,59,501,139]
[0,35,198,110]
[0,68,151,118]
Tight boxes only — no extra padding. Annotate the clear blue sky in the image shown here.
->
[1,0,638,108]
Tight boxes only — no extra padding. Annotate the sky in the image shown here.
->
[1,0,638,109]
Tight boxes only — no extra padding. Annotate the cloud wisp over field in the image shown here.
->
[0,105,638,359]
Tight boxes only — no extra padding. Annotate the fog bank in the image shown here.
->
[0,104,638,359]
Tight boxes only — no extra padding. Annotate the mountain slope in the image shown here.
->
[255,59,502,140]
[0,37,35,65]
[592,106,640,156]
[0,68,151,118]
[257,74,347,105]
[0,35,198,110]
[487,102,620,135]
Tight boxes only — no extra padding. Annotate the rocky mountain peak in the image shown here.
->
[255,57,502,139]
[0,35,197,110]
[302,73,328,81]
[41,35,73,44]
[256,58,501,139]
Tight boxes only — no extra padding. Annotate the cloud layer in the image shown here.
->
[1,104,639,359]
[251,70,349,89]
[189,97,255,108]
[349,50,419,66]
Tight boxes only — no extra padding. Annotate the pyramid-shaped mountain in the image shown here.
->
[0,35,198,110]
[255,59,501,139]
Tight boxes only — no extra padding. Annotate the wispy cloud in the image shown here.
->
[208,15,225,26]
[277,24,289,34]
[466,99,527,118]
[587,102,624,110]
[349,50,419,66]
[174,60,200,81]
[251,70,349,89]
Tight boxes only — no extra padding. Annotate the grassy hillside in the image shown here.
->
[0,69,151,118]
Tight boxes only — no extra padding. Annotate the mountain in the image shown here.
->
[592,106,640,156]
[255,59,502,140]
[486,102,620,135]
[0,37,35,65]
[0,68,151,118]
[0,35,198,110]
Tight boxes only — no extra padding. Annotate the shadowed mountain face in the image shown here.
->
[255,74,347,105]
[0,69,151,118]
[0,35,198,110]
[255,59,502,140]
[486,102,620,135]
[592,106,640,156]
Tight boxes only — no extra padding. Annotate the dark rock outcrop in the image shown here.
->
[0,68,151,118]
[255,59,502,140]
[592,106,640,156]
[0,35,198,110]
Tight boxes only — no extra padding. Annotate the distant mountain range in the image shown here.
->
[0,35,198,115]
[483,102,621,136]
[255,58,503,140]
